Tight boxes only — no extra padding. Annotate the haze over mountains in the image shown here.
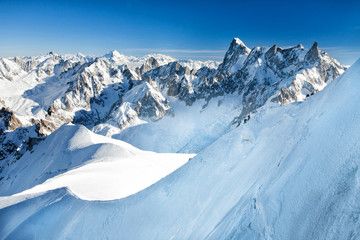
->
[1,38,359,239]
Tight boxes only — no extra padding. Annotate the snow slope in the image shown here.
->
[0,58,359,240]
[113,94,242,153]
[0,124,193,207]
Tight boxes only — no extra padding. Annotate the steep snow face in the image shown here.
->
[1,59,358,239]
[111,94,242,153]
[0,58,27,81]
[0,124,193,205]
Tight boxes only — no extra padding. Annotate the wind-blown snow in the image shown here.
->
[1,59,359,239]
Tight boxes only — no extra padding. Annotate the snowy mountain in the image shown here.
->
[0,37,354,239]
[1,57,358,240]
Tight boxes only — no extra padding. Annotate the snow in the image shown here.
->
[0,58,27,81]
[112,94,243,153]
[0,124,193,207]
[104,51,176,71]
[1,59,359,239]
[0,41,352,239]
[0,53,89,125]
[179,59,220,70]
[233,37,247,48]
[0,51,176,128]
[0,151,191,207]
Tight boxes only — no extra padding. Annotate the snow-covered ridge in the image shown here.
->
[0,124,193,208]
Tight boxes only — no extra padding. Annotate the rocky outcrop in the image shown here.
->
[0,107,22,132]
[137,57,160,75]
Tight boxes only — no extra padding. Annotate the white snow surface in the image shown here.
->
[111,94,243,153]
[0,124,193,207]
[1,59,359,239]
[179,59,220,70]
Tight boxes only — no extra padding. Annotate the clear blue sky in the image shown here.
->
[1,0,359,64]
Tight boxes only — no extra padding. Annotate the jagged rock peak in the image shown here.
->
[296,43,304,49]
[266,43,304,55]
[305,41,321,62]
[139,56,160,74]
[229,37,250,53]
[232,37,246,47]
[266,44,280,54]
[311,41,319,49]
[218,38,251,74]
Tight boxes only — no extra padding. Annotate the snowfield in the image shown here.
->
[1,59,359,239]
[0,125,193,207]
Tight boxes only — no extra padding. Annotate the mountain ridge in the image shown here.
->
[0,38,346,171]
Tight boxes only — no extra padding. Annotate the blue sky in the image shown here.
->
[0,0,359,64]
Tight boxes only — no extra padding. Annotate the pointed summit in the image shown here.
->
[229,38,250,53]
[231,38,247,48]
[139,56,160,74]
[108,50,122,58]
[311,41,319,49]
[305,42,321,63]
[104,50,129,63]
[219,38,251,74]
[266,44,280,54]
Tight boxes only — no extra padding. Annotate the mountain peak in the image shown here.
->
[218,38,251,73]
[103,50,129,63]
[230,38,249,51]
[305,41,321,63]
[232,38,246,47]
[109,50,122,58]
[310,41,319,49]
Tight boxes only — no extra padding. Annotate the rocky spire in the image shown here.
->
[139,56,160,75]
[304,42,321,63]
[265,44,280,58]
[218,38,251,74]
